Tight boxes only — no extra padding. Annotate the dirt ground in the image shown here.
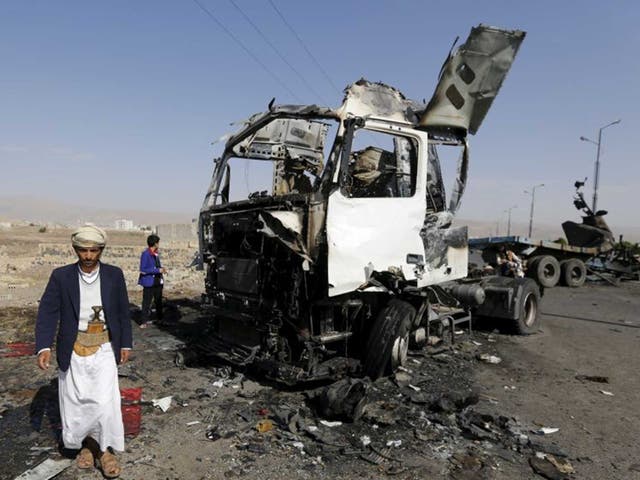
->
[1,279,639,480]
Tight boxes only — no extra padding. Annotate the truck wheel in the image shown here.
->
[512,279,540,335]
[560,259,586,287]
[175,351,186,368]
[530,255,560,288]
[363,299,415,380]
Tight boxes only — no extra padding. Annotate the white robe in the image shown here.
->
[58,268,124,452]
[59,343,124,452]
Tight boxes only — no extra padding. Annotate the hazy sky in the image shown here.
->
[1,1,637,233]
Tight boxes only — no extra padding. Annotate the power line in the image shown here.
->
[267,0,341,95]
[228,0,328,105]
[191,0,302,102]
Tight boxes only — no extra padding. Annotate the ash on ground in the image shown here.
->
[0,299,574,480]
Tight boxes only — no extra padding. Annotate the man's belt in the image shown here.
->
[73,328,109,357]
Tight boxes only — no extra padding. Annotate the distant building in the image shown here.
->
[155,223,197,243]
[114,219,135,230]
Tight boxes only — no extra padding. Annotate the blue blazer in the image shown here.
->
[138,249,162,288]
[35,262,133,372]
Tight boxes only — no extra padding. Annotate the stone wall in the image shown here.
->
[0,227,203,307]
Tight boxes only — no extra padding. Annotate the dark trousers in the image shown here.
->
[141,285,163,322]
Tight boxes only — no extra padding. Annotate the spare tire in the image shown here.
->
[560,258,587,287]
[363,299,415,380]
[529,255,560,288]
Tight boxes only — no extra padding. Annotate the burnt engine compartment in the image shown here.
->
[200,200,364,382]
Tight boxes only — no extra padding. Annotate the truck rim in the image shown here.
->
[543,263,557,279]
[522,292,537,327]
[390,334,409,369]
[570,265,582,281]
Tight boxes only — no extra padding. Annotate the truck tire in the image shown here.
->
[529,255,560,288]
[511,278,540,335]
[560,258,586,287]
[363,299,415,380]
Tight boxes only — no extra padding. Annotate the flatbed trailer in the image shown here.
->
[469,235,603,288]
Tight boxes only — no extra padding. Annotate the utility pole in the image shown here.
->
[580,119,621,213]
[524,184,544,238]
[505,205,517,236]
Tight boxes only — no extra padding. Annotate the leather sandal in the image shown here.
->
[97,450,121,478]
[76,447,94,469]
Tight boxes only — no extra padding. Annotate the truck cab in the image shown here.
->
[195,25,530,383]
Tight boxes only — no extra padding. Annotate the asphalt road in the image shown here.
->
[474,281,640,479]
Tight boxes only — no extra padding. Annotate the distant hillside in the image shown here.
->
[0,195,195,227]
[0,195,637,242]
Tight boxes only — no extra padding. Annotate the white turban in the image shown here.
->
[71,225,107,248]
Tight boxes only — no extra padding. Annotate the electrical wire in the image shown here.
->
[267,0,341,95]
[191,0,302,102]
[228,0,328,105]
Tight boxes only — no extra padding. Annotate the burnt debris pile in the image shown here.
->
[188,336,573,479]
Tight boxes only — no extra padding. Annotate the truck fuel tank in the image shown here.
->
[444,283,486,307]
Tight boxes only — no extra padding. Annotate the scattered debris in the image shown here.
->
[307,378,369,422]
[151,396,172,412]
[206,427,221,441]
[546,455,575,474]
[386,439,402,448]
[534,427,560,435]
[477,353,502,364]
[575,375,609,383]
[529,455,571,480]
[360,446,394,465]
[319,420,342,428]
[14,458,73,480]
[360,435,371,446]
[28,447,53,452]
[256,419,274,433]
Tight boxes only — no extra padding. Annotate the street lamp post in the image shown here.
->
[524,184,544,238]
[580,119,621,213]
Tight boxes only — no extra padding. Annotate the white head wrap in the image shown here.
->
[71,225,107,248]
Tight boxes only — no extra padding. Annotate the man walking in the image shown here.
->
[36,225,132,478]
[138,234,166,328]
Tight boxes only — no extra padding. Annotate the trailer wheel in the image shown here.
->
[529,255,560,288]
[512,279,540,335]
[560,259,586,287]
[363,299,415,380]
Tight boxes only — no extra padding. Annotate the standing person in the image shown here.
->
[35,225,132,478]
[138,234,167,328]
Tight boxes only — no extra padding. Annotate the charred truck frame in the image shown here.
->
[195,25,537,384]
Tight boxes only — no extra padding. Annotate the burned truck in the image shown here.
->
[195,25,536,383]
